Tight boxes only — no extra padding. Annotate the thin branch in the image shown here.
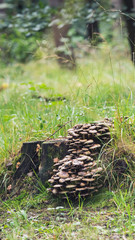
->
[44,120,72,141]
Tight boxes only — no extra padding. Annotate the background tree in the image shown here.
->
[48,0,75,67]
[85,0,100,43]
[122,0,135,62]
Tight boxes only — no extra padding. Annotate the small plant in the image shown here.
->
[111,189,135,235]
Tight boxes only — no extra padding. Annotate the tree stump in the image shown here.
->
[13,141,43,180]
[39,139,68,183]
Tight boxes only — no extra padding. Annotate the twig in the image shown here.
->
[44,120,72,141]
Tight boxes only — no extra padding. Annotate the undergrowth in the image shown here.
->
[0,40,135,239]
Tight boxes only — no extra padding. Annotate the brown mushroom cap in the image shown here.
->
[82,147,89,151]
[48,179,54,184]
[84,151,91,155]
[67,135,73,140]
[89,130,97,134]
[53,184,62,188]
[74,124,83,129]
[80,139,87,143]
[80,182,85,187]
[72,159,83,166]
[52,189,58,194]
[66,185,76,189]
[59,178,66,183]
[89,125,97,130]
[53,176,60,180]
[84,162,94,167]
[80,131,88,135]
[84,139,94,145]
[76,187,87,191]
[78,171,87,176]
[91,167,103,173]
[83,124,90,129]
[82,178,95,182]
[58,171,69,178]
[90,144,101,150]
[70,177,82,181]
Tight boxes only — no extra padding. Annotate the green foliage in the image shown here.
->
[0,32,39,62]
[0,1,52,62]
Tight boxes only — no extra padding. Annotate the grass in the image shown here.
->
[0,45,135,164]
[0,39,135,239]
[0,187,135,239]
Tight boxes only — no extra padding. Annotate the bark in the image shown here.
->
[87,21,100,42]
[13,141,43,180]
[110,0,122,38]
[86,0,100,43]
[52,22,75,66]
[48,0,75,68]
[39,139,68,183]
[122,0,135,62]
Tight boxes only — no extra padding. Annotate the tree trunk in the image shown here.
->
[87,21,100,42]
[39,139,68,183]
[111,0,122,28]
[122,0,135,62]
[13,141,43,180]
[86,1,100,44]
[48,0,75,68]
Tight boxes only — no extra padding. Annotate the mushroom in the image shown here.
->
[48,179,54,184]
[80,182,85,187]
[80,139,87,143]
[76,187,86,191]
[49,119,113,198]
[78,171,87,176]
[53,184,62,188]
[89,130,97,134]
[90,144,101,150]
[72,159,83,166]
[66,185,76,189]
[84,139,94,145]
[91,167,103,173]
[58,171,69,178]
[82,178,95,182]
[52,189,58,194]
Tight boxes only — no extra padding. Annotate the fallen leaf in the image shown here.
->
[53,157,59,163]
[36,144,41,152]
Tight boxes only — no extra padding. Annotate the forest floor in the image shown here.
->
[0,179,135,240]
[0,181,135,240]
[0,44,135,239]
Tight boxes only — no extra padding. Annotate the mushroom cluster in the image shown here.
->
[48,119,113,198]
